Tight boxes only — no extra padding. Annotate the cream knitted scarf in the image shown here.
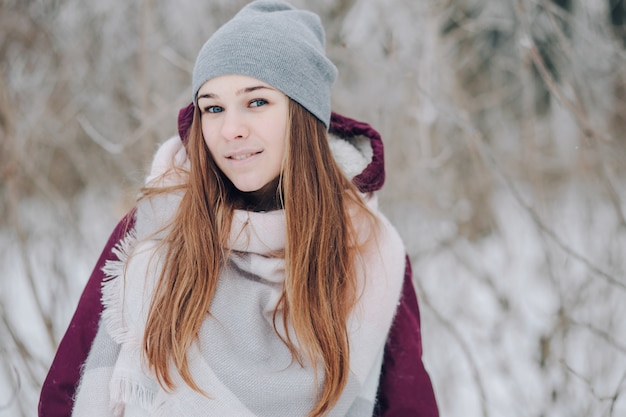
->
[71,137,405,417]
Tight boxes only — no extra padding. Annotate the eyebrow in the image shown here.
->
[197,85,276,100]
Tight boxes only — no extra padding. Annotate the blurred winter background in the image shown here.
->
[1,0,626,416]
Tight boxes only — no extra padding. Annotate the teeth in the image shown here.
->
[231,153,255,160]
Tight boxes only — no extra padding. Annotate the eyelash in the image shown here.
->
[202,99,268,114]
[204,106,223,114]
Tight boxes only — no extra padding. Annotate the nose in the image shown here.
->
[220,108,249,140]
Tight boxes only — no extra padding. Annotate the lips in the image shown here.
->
[226,149,262,162]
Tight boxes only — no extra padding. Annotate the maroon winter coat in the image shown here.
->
[38,105,439,417]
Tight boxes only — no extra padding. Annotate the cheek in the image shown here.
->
[267,126,287,165]
[271,115,289,159]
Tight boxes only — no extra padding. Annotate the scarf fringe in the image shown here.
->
[109,373,157,415]
[101,229,139,345]
[102,228,137,279]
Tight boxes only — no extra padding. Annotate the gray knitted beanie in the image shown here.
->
[192,0,337,128]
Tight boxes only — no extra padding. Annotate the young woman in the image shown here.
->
[39,1,438,416]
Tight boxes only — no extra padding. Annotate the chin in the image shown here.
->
[231,182,259,192]
[228,174,280,196]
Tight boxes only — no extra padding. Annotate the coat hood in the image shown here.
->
[176,103,386,193]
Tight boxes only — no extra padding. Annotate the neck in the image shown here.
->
[234,177,282,212]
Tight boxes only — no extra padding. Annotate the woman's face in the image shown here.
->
[197,74,289,193]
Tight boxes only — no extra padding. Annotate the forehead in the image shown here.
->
[197,74,277,98]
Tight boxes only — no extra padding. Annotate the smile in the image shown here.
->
[230,153,255,160]
[227,150,262,160]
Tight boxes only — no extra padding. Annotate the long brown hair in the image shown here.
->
[142,99,374,416]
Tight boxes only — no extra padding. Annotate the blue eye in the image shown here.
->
[250,99,267,108]
[204,105,223,114]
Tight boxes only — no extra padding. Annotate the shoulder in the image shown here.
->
[371,202,406,276]
[145,136,189,187]
[351,194,406,280]
[135,137,188,240]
